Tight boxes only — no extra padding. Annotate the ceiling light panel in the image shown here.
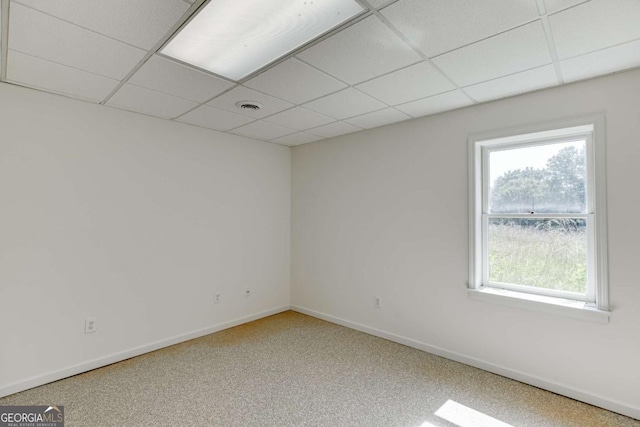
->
[161,0,365,81]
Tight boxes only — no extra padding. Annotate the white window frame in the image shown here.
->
[468,115,609,323]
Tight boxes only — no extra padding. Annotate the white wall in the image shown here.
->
[0,83,291,394]
[291,68,640,418]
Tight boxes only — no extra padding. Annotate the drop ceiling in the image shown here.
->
[2,0,639,147]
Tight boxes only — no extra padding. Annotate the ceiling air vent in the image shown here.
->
[235,101,263,111]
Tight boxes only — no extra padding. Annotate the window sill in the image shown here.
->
[468,287,610,324]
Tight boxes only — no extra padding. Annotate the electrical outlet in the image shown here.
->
[244,288,251,298]
[374,296,382,309]
[214,293,221,304]
[85,317,97,334]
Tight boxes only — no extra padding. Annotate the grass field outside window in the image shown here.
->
[488,219,587,294]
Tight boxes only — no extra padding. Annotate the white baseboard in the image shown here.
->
[0,305,290,399]
[291,305,640,421]
[5,304,638,421]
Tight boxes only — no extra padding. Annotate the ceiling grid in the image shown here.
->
[0,0,9,80]
[99,0,209,105]
[2,0,639,146]
[536,0,566,84]
[367,5,479,105]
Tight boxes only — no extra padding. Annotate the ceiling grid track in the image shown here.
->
[535,0,547,18]
[153,0,373,128]
[4,0,640,146]
[168,9,375,122]
[100,0,209,105]
[366,4,479,104]
[234,11,373,86]
[536,0,565,85]
[540,16,565,85]
[168,81,240,120]
[99,51,152,105]
[292,55,410,125]
[0,0,10,81]
[13,1,155,52]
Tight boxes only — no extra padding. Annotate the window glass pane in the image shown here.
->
[488,218,587,294]
[489,141,586,213]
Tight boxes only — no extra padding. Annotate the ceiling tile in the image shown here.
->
[395,90,472,118]
[367,0,392,9]
[543,0,588,13]
[296,16,422,85]
[244,58,347,104]
[560,39,640,83]
[9,3,146,79]
[271,132,325,146]
[128,55,234,103]
[7,50,119,102]
[106,84,198,119]
[550,0,640,59]
[432,21,552,87]
[15,0,189,50]
[382,0,539,57]
[303,88,387,120]
[264,107,335,131]
[177,105,254,131]
[464,65,559,102]
[307,121,362,138]
[355,61,455,105]
[344,108,410,129]
[231,121,296,140]
[208,86,293,119]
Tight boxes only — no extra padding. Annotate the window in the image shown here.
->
[469,116,609,321]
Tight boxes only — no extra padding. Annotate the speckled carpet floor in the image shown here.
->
[1,311,638,426]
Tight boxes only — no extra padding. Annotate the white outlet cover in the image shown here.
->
[85,317,97,333]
